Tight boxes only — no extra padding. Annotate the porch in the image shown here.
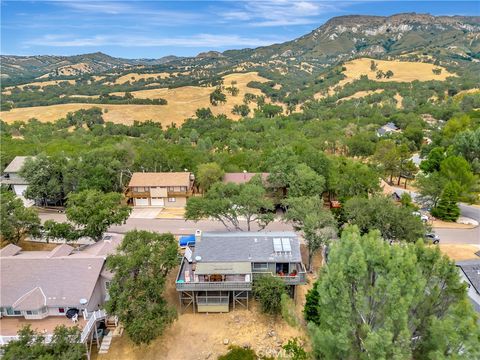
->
[0,315,86,336]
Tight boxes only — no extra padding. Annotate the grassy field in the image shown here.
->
[337,89,385,102]
[0,72,269,125]
[113,72,171,85]
[4,79,76,91]
[338,58,455,86]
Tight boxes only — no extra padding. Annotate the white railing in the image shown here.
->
[0,334,53,346]
[80,309,106,343]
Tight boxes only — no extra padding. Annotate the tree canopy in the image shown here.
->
[185,177,274,231]
[106,230,179,345]
[0,188,40,245]
[306,226,480,359]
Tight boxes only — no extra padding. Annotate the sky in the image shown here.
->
[1,1,479,58]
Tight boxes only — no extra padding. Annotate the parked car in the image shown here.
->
[425,233,440,244]
[412,211,429,222]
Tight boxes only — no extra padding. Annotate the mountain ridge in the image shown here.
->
[2,13,479,82]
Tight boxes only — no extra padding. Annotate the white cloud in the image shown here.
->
[26,33,286,48]
[217,0,342,27]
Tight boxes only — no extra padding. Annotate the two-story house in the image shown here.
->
[126,172,194,208]
[1,156,34,206]
[176,231,306,313]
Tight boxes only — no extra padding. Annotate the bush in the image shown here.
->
[253,275,286,315]
[218,345,274,360]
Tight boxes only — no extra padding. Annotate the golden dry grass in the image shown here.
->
[114,72,171,85]
[5,79,76,90]
[0,73,270,126]
[338,58,455,86]
[439,244,480,261]
[337,89,385,102]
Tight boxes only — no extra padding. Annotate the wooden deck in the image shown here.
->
[0,316,86,336]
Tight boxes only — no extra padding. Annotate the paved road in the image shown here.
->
[38,212,293,234]
[38,211,479,244]
[392,187,480,221]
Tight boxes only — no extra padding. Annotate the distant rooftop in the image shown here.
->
[457,259,480,295]
[223,172,269,185]
[128,172,192,187]
[194,231,302,263]
[3,156,32,173]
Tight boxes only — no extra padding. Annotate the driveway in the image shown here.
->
[129,207,163,219]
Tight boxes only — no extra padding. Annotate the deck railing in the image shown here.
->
[80,309,106,343]
[0,334,53,346]
[176,281,252,291]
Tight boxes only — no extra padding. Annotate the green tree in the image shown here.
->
[253,275,286,315]
[373,140,401,183]
[20,154,67,206]
[416,171,448,208]
[0,188,41,245]
[440,156,478,203]
[453,127,480,166]
[43,219,80,243]
[66,190,131,241]
[209,88,226,106]
[106,231,178,345]
[284,196,337,270]
[261,104,282,118]
[195,107,213,119]
[443,115,472,140]
[196,162,224,192]
[232,104,250,117]
[385,70,394,78]
[343,196,426,242]
[287,164,325,198]
[306,226,480,359]
[185,179,274,231]
[420,147,445,173]
[431,181,461,222]
[2,325,85,360]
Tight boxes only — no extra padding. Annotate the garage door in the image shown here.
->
[151,197,165,206]
[14,185,28,196]
[135,198,149,206]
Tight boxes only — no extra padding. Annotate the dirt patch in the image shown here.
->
[338,58,455,87]
[439,244,480,261]
[0,240,58,251]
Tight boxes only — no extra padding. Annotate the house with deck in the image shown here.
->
[126,172,194,208]
[376,122,400,137]
[0,156,34,206]
[176,231,306,313]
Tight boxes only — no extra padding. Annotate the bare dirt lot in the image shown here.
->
[0,72,269,126]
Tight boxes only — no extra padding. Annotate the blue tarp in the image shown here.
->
[179,234,195,247]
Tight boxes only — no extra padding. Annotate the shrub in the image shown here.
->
[253,275,286,315]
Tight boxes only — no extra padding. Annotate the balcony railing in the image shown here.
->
[129,191,150,197]
[252,270,307,285]
[176,281,252,291]
[168,190,192,197]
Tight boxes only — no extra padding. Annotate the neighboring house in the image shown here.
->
[176,231,306,313]
[126,172,194,208]
[0,234,121,321]
[223,172,269,185]
[457,259,480,314]
[376,122,400,137]
[1,156,34,206]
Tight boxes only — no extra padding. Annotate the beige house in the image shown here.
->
[127,172,194,208]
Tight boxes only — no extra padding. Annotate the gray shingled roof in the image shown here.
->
[457,259,480,295]
[3,156,32,173]
[1,248,105,309]
[194,232,302,263]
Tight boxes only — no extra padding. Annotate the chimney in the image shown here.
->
[195,229,202,244]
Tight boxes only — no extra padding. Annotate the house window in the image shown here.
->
[58,307,65,314]
[167,186,175,192]
[26,310,38,315]
[181,186,187,192]
[253,263,268,270]
[168,197,176,202]
[105,281,111,290]
[5,307,21,316]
